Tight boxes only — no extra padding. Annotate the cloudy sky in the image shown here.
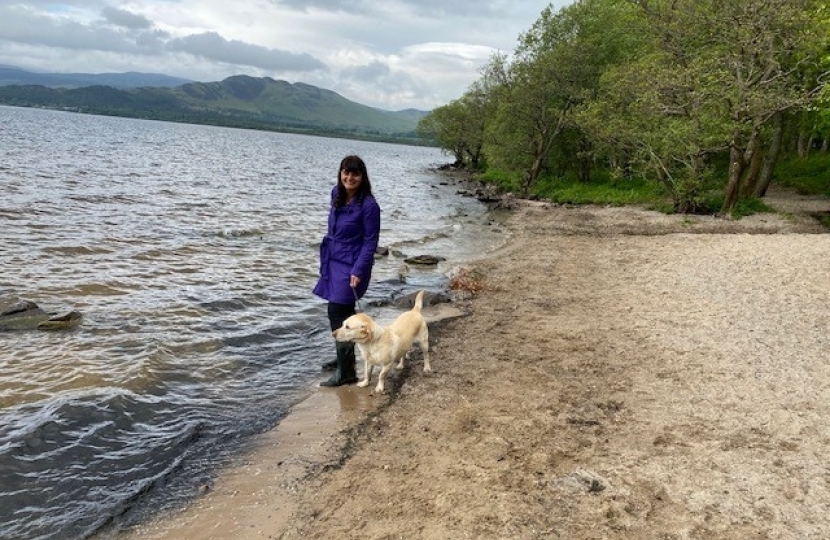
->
[0,1,573,111]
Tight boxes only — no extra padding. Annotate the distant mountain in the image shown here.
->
[0,66,191,89]
[0,68,431,144]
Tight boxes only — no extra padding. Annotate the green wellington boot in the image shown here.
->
[320,342,358,387]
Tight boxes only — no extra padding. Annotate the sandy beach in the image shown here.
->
[117,187,830,540]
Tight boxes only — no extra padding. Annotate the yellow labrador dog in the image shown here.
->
[333,290,431,393]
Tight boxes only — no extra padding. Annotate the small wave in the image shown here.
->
[172,201,211,210]
[42,245,113,256]
[385,230,451,249]
[1,413,208,540]
[0,208,28,220]
[213,227,265,238]
[223,318,321,350]
[197,297,250,312]
[0,387,136,452]
[65,194,139,205]
[70,283,131,296]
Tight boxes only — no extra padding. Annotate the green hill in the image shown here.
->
[0,74,429,144]
[0,65,191,88]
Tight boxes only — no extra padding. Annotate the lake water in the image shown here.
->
[0,106,505,540]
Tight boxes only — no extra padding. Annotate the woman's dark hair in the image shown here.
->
[334,154,373,207]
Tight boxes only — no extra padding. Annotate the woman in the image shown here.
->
[313,155,381,386]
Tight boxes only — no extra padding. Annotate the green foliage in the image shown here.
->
[417,96,484,165]
[774,154,830,197]
[531,170,666,206]
[476,159,789,222]
[479,165,670,206]
[700,193,775,219]
[484,0,647,194]
[478,169,522,192]
[732,198,776,218]
[471,0,830,214]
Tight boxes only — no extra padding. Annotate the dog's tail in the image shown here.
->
[413,290,425,312]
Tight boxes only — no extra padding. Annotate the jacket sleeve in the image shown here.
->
[351,198,380,279]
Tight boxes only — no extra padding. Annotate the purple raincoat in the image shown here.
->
[312,188,381,305]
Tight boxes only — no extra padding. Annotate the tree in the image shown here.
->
[417,54,508,169]
[579,52,723,212]
[627,0,828,215]
[485,0,646,195]
[417,101,468,166]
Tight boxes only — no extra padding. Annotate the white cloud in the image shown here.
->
[167,32,327,72]
[102,6,152,29]
[0,0,574,110]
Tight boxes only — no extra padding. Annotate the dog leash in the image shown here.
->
[351,285,363,313]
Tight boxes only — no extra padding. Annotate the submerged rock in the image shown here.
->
[0,296,82,331]
[404,254,447,266]
[37,311,83,331]
[393,290,451,309]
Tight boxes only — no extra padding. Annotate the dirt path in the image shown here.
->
[120,196,830,540]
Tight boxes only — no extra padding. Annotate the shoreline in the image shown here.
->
[105,305,469,540]
[112,193,828,539]
[106,387,372,540]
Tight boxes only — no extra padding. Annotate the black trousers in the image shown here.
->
[327,302,356,332]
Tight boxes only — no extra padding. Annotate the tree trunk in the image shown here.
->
[522,151,545,196]
[577,138,592,183]
[521,105,570,195]
[754,111,783,198]
[797,130,810,158]
[720,142,746,215]
[466,143,483,169]
[740,133,765,198]
[452,145,464,167]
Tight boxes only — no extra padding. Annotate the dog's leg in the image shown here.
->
[396,352,406,370]
[375,364,392,393]
[357,357,372,388]
[419,324,431,373]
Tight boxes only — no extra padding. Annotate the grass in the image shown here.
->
[477,153,828,220]
[534,172,665,206]
[479,169,667,206]
[774,154,830,198]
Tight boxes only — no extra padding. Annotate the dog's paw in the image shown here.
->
[423,366,432,374]
[374,384,385,394]
[357,380,370,388]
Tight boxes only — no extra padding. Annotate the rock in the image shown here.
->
[393,291,451,309]
[0,298,49,330]
[0,296,82,331]
[557,469,610,494]
[397,263,409,282]
[404,254,447,266]
[37,311,83,331]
